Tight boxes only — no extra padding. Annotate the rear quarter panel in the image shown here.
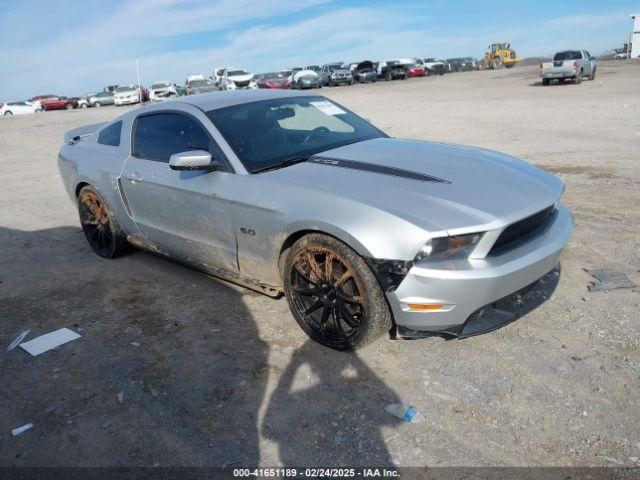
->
[58,116,139,236]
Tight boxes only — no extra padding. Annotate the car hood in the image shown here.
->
[114,91,137,97]
[331,69,351,75]
[267,138,563,234]
[228,74,253,82]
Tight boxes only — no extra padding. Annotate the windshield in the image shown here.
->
[207,97,386,173]
[152,82,170,89]
[554,51,581,61]
[228,70,249,76]
[189,80,209,88]
[116,86,136,93]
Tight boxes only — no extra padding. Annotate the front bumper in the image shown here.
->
[386,203,573,332]
[114,97,140,105]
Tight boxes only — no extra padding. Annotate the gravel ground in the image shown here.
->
[1,61,639,468]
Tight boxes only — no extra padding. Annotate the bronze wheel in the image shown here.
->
[284,234,392,350]
[78,186,129,258]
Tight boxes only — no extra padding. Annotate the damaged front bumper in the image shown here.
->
[385,203,573,334]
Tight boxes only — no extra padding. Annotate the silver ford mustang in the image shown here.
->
[58,90,573,350]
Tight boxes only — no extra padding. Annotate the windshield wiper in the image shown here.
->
[252,155,310,174]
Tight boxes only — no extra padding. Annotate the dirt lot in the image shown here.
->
[1,61,639,468]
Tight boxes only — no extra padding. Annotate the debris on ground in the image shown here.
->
[19,328,81,356]
[385,404,424,423]
[6,330,30,351]
[585,268,636,292]
[12,423,33,437]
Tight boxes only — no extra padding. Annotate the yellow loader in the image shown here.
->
[478,43,520,70]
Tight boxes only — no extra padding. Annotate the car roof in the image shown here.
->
[176,89,317,111]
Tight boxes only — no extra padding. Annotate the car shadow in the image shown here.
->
[263,340,401,466]
[530,80,576,87]
[0,225,401,468]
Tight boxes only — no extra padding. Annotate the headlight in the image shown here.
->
[415,233,482,262]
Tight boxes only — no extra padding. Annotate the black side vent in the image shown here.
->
[490,205,556,254]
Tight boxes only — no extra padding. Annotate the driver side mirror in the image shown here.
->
[169,150,218,171]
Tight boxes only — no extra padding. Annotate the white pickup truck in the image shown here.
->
[540,50,597,85]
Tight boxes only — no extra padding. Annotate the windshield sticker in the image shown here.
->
[310,101,346,115]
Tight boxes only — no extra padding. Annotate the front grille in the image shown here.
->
[490,205,556,254]
[234,80,250,88]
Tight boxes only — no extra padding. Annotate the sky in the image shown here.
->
[0,0,637,99]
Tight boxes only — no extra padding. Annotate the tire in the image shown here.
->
[4,111,12,116]
[78,185,130,259]
[385,73,391,81]
[574,72,582,84]
[492,57,503,69]
[542,78,550,86]
[589,68,596,81]
[65,103,74,110]
[81,103,88,109]
[94,102,101,108]
[283,233,392,350]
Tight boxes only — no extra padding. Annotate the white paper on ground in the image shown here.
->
[12,423,33,436]
[310,100,346,115]
[7,330,30,351]
[19,328,81,356]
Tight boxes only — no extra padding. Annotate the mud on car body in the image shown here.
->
[58,90,572,350]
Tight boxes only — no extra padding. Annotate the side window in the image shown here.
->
[133,113,211,162]
[97,121,122,147]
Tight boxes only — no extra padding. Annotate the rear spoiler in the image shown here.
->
[64,122,106,144]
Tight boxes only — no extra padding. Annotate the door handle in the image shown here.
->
[127,172,143,183]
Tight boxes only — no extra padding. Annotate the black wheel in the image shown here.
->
[65,103,74,110]
[574,72,582,84]
[94,102,101,108]
[385,73,391,81]
[4,111,12,116]
[542,78,550,86]
[81,103,88,109]
[78,186,130,258]
[284,233,392,350]
[589,68,596,81]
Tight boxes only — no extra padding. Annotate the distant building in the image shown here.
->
[632,13,640,59]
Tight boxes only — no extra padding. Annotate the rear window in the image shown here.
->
[97,121,122,147]
[554,51,582,61]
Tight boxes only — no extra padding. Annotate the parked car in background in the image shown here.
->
[149,81,178,101]
[422,58,447,75]
[305,65,322,75]
[58,90,572,350]
[113,85,148,106]
[32,95,77,111]
[185,75,217,95]
[1,101,42,116]
[352,60,377,83]
[71,97,90,109]
[256,72,291,89]
[216,68,257,91]
[407,63,426,77]
[378,60,408,81]
[88,91,115,107]
[540,50,597,85]
[290,69,322,89]
[321,63,353,86]
[447,57,477,72]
